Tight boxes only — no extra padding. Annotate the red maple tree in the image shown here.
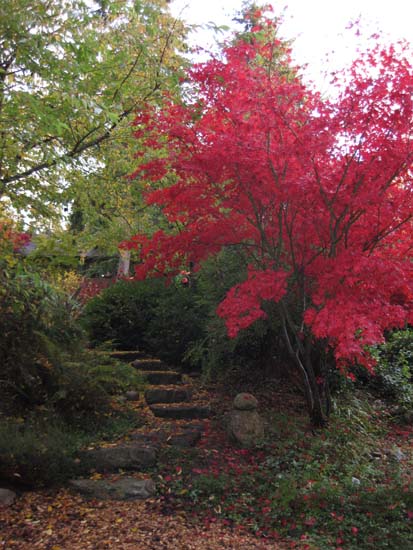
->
[123,14,413,425]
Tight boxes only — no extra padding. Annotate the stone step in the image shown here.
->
[78,443,157,473]
[69,477,155,501]
[144,371,182,385]
[145,387,192,405]
[149,404,211,420]
[130,425,203,448]
[132,358,169,371]
[167,430,202,448]
[107,350,146,362]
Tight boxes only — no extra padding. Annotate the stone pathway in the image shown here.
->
[66,351,212,502]
[133,353,211,439]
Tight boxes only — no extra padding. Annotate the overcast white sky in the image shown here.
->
[170,1,413,92]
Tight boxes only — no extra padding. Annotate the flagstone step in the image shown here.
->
[107,350,146,362]
[132,358,169,371]
[130,425,203,448]
[143,371,183,385]
[78,443,157,473]
[149,404,211,420]
[145,387,192,405]
[69,477,156,501]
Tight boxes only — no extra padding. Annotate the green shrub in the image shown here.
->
[49,352,145,425]
[369,329,413,408]
[0,418,83,487]
[185,314,281,381]
[81,279,163,350]
[0,265,85,410]
[143,283,206,367]
[82,247,289,375]
[184,249,286,379]
[81,278,206,366]
[0,255,144,425]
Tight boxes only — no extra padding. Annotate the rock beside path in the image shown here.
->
[125,390,140,401]
[69,477,155,500]
[233,393,259,411]
[227,393,265,447]
[0,488,16,506]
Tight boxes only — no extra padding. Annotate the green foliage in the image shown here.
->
[82,247,288,374]
[0,243,142,423]
[185,315,282,381]
[369,329,413,408]
[0,0,189,302]
[81,278,164,350]
[0,0,188,225]
[143,283,207,366]
[185,249,285,378]
[0,262,84,409]
[48,353,144,425]
[81,278,206,366]
[0,223,144,489]
[81,352,145,395]
[0,418,83,487]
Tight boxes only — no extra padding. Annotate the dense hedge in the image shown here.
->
[81,249,288,376]
[81,278,207,367]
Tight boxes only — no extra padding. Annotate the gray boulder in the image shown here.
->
[227,409,265,447]
[0,488,16,506]
[227,393,264,447]
[69,477,155,500]
[233,392,258,411]
[125,390,140,401]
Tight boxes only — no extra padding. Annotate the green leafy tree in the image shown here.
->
[0,0,187,224]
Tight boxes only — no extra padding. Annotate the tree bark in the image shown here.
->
[279,307,329,427]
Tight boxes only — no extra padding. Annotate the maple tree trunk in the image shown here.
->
[304,366,328,428]
[280,307,329,427]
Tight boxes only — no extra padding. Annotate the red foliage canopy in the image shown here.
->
[123,22,413,373]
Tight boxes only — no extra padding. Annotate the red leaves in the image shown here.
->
[124,18,413,374]
[217,267,289,337]
[0,221,31,253]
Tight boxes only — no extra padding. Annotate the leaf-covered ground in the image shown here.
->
[1,376,412,550]
[0,489,287,549]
